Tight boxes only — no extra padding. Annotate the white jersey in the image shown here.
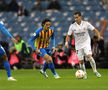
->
[68,20,95,50]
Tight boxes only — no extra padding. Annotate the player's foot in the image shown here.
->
[94,72,101,78]
[40,69,48,78]
[8,77,17,81]
[83,73,87,79]
[54,74,61,79]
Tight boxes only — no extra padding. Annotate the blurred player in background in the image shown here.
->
[0,21,17,81]
[29,18,60,79]
[65,11,101,79]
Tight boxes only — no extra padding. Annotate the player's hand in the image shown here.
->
[11,38,18,43]
[52,47,57,53]
[65,42,68,48]
[98,36,104,41]
[35,49,41,54]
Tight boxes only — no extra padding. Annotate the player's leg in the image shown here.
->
[77,49,87,79]
[0,45,17,81]
[84,45,101,77]
[38,49,49,78]
[41,61,48,72]
[40,61,49,78]
[43,54,60,79]
[86,55,101,77]
[39,48,60,79]
[40,49,60,78]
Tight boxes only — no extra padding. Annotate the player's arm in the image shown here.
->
[65,25,73,48]
[65,35,71,48]
[87,21,103,40]
[51,30,56,53]
[93,28,102,40]
[0,21,17,43]
[28,30,39,51]
[51,33,55,48]
[28,28,42,54]
[50,27,56,48]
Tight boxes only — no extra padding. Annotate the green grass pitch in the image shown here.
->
[0,69,107,90]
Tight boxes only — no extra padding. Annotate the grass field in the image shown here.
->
[0,69,107,90]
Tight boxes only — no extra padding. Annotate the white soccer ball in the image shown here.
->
[75,70,85,79]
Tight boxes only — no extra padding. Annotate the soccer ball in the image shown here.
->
[75,70,85,79]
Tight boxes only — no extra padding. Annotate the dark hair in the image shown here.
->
[41,18,51,27]
[15,34,22,40]
[74,11,82,16]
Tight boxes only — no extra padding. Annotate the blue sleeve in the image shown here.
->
[51,28,55,48]
[28,28,42,50]
[0,23,13,38]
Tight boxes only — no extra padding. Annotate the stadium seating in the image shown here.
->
[0,0,108,44]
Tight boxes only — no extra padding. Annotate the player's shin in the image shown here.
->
[48,62,57,75]
[88,57,97,72]
[3,60,11,77]
[79,62,86,74]
[42,62,48,72]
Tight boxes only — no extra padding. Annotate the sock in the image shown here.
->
[88,57,97,72]
[3,60,11,77]
[48,62,56,75]
[42,62,48,72]
[79,63,86,74]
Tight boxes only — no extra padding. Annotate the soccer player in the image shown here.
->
[65,11,101,79]
[0,21,17,81]
[29,18,60,79]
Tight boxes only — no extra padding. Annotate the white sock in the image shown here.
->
[89,57,97,73]
[79,63,86,74]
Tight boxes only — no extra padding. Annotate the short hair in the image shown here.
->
[15,34,22,39]
[74,11,82,16]
[41,18,51,27]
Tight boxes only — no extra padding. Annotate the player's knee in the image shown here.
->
[47,60,53,63]
[86,55,93,61]
[79,60,84,64]
[44,55,53,63]
[47,57,53,63]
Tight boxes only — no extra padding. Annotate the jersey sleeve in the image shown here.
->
[28,27,42,50]
[68,24,73,35]
[50,27,55,47]
[87,21,95,31]
[0,21,13,38]
[51,31,55,48]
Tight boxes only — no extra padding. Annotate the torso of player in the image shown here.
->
[69,21,94,50]
[35,29,54,49]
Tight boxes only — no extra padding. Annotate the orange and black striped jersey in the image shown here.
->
[29,27,55,50]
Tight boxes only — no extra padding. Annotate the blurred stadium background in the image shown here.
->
[0,1,108,90]
[0,0,108,69]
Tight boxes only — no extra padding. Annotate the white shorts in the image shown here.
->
[77,45,92,60]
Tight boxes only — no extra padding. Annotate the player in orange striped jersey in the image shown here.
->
[29,19,60,79]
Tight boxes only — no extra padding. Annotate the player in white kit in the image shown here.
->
[65,11,101,79]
